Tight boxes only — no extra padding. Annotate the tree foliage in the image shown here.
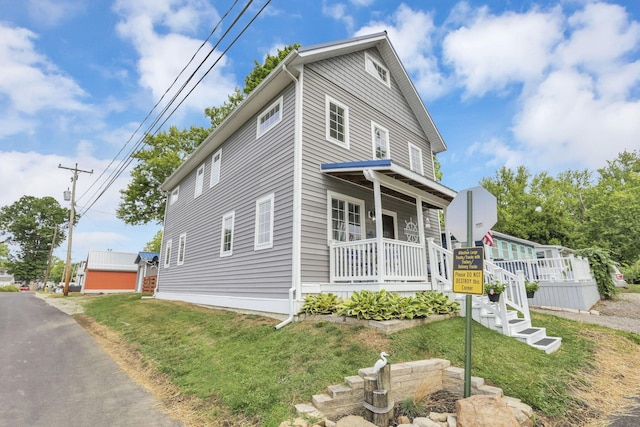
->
[479,150,640,267]
[145,230,163,252]
[0,196,69,283]
[117,126,210,225]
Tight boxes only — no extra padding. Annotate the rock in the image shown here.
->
[429,412,449,422]
[456,395,519,427]
[397,415,411,424]
[413,417,441,426]
[325,419,336,427]
[447,414,457,427]
[335,415,377,427]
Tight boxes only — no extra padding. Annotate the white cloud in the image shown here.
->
[0,23,88,116]
[443,5,563,97]
[355,4,450,99]
[113,0,236,118]
[322,2,355,33]
[27,0,85,28]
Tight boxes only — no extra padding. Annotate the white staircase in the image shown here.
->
[427,238,562,354]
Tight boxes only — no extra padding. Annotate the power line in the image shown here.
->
[77,0,242,205]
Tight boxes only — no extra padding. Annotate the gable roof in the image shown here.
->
[86,250,138,272]
[135,251,159,264]
[161,32,447,192]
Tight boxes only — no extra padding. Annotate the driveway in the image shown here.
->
[0,292,182,427]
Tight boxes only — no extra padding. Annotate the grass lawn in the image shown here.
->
[80,294,640,426]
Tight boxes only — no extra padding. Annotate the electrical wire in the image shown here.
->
[78,0,270,215]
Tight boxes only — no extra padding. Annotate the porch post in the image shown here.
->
[416,197,428,281]
[372,175,384,283]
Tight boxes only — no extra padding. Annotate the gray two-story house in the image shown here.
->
[157,32,457,323]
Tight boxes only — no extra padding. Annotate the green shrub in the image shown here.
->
[300,290,460,321]
[0,285,19,292]
[575,248,618,299]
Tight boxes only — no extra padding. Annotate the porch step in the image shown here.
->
[467,295,562,354]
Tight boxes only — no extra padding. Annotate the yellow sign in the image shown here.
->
[452,247,484,295]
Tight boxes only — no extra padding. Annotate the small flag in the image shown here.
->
[482,230,494,246]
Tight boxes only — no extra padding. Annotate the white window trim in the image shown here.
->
[408,142,424,175]
[254,193,275,251]
[170,186,179,205]
[325,95,349,149]
[210,149,221,188]
[327,191,365,243]
[163,239,172,268]
[371,121,390,160]
[177,233,186,266]
[365,52,390,88]
[381,209,398,239]
[220,211,235,257]
[256,96,283,138]
[194,163,205,198]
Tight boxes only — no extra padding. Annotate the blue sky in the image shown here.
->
[1,0,639,263]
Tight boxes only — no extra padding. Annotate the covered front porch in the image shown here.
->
[321,159,456,286]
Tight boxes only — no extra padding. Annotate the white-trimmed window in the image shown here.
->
[325,95,349,148]
[372,122,390,159]
[409,143,424,175]
[210,150,221,188]
[220,211,235,257]
[177,233,186,265]
[365,53,390,87]
[195,164,205,197]
[163,239,172,268]
[170,186,179,205]
[254,193,274,250]
[328,191,364,242]
[257,97,283,138]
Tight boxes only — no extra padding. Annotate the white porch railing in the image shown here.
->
[494,255,593,282]
[329,238,426,282]
[427,238,531,336]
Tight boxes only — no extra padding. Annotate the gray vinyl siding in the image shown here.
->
[299,48,440,283]
[159,84,296,299]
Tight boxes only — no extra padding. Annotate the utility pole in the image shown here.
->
[59,163,93,296]
[43,225,58,291]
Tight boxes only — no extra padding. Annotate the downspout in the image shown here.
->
[276,62,302,330]
[143,193,170,300]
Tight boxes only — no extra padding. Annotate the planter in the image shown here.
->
[527,291,535,299]
[488,293,501,303]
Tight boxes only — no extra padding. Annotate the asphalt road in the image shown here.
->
[0,292,182,427]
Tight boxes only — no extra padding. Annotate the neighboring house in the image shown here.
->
[484,231,538,261]
[81,250,138,293]
[134,252,159,294]
[0,269,14,285]
[157,32,456,318]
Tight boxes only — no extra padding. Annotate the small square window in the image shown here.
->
[365,53,390,87]
[257,97,283,138]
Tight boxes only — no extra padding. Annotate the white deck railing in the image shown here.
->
[494,255,593,282]
[329,238,426,282]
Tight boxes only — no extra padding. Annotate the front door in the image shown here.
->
[382,214,395,239]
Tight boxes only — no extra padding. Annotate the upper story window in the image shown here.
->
[195,164,205,198]
[371,122,390,159]
[328,191,364,242]
[326,95,349,148]
[408,143,424,175]
[257,97,283,138]
[210,150,221,188]
[163,239,172,268]
[254,193,274,250]
[177,233,186,265]
[220,211,235,257]
[365,53,390,87]
[170,186,179,205]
